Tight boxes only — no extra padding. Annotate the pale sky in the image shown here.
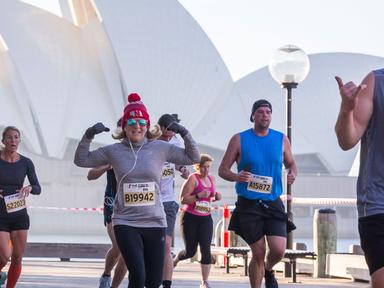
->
[21,0,384,81]
[17,0,375,176]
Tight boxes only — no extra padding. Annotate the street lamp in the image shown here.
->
[268,44,309,276]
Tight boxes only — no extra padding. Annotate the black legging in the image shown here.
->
[177,212,213,264]
[114,225,165,288]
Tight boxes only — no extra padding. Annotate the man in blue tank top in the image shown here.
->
[219,99,297,288]
[335,71,384,288]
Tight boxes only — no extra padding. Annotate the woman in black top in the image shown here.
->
[0,126,41,288]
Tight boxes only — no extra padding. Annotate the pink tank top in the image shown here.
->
[185,173,215,216]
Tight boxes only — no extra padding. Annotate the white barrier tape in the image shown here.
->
[29,206,104,213]
[218,197,357,210]
[28,196,357,214]
[213,197,357,211]
[280,196,356,206]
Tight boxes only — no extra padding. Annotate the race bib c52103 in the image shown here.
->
[247,174,273,194]
[123,182,156,207]
[4,193,26,213]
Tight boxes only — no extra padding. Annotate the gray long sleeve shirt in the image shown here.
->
[74,133,200,227]
[357,69,384,217]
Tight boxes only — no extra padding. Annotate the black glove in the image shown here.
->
[85,122,110,139]
[167,122,188,137]
[158,114,176,128]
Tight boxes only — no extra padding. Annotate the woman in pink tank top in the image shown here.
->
[174,154,222,288]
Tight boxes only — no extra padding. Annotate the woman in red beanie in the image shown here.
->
[87,119,127,288]
[74,93,200,288]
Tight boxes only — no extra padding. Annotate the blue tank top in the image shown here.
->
[235,128,284,201]
[357,69,384,217]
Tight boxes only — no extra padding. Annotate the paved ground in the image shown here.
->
[13,259,370,288]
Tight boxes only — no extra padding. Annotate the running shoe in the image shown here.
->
[199,280,212,288]
[0,271,6,287]
[264,269,278,288]
[99,275,111,288]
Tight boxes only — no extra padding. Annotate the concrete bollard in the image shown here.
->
[313,208,337,278]
[348,244,364,255]
[293,242,307,251]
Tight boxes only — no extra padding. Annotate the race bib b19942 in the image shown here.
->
[123,182,156,207]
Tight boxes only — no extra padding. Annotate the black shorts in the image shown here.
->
[358,213,384,275]
[0,214,30,232]
[228,197,287,245]
[163,201,179,236]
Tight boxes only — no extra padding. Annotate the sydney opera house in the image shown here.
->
[1,0,384,244]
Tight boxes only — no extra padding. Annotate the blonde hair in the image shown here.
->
[112,124,162,141]
[194,153,213,171]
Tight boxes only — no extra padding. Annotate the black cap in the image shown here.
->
[250,99,272,122]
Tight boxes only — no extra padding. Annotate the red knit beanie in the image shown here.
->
[122,93,150,128]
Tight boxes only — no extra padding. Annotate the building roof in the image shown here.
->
[1,0,383,174]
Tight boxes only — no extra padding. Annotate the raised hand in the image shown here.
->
[167,122,188,137]
[335,76,366,112]
[159,114,176,129]
[85,122,110,139]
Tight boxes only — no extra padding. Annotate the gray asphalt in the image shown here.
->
[12,259,370,288]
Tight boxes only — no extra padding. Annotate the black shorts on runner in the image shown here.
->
[0,213,30,232]
[228,196,287,245]
[163,201,179,236]
[358,213,384,275]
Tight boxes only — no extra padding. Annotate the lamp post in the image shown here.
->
[268,44,309,277]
